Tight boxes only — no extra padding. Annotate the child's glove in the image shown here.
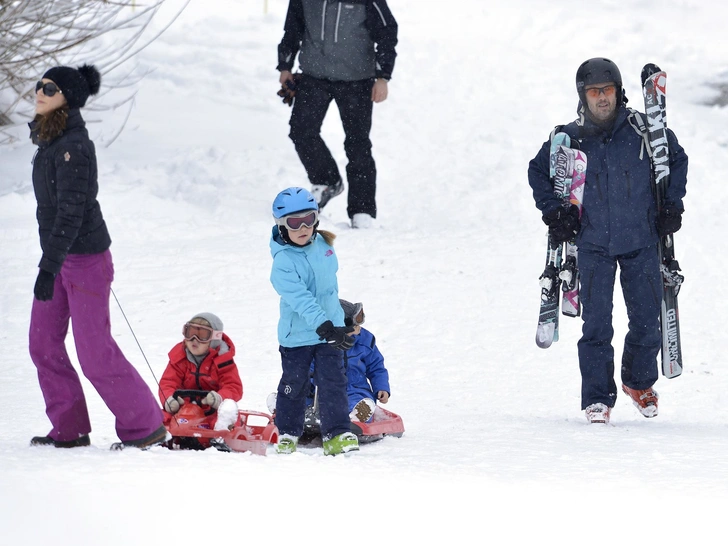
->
[316,320,355,351]
[203,391,222,409]
[164,396,184,414]
[277,73,302,106]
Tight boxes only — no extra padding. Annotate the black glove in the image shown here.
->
[34,269,56,301]
[657,205,683,237]
[316,320,355,351]
[542,204,580,244]
[277,73,302,107]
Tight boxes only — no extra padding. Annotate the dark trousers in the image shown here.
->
[577,245,662,409]
[276,343,350,440]
[29,250,163,442]
[289,75,377,218]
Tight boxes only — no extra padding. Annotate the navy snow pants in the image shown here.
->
[577,245,662,409]
[275,343,350,440]
[289,75,377,219]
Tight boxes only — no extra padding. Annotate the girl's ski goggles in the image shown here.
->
[276,210,318,231]
[36,81,62,97]
[182,323,223,343]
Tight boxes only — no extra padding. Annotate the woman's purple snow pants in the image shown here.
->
[29,250,163,442]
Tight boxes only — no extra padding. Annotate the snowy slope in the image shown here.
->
[1,1,728,543]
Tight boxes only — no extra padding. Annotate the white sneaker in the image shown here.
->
[351,213,373,229]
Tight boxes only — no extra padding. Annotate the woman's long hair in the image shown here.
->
[33,106,69,142]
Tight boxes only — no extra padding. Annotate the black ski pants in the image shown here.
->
[577,245,662,409]
[289,75,377,218]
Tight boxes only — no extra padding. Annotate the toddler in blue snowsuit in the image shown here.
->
[338,299,391,423]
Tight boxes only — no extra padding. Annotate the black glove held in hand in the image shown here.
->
[316,320,355,351]
[34,269,56,301]
[542,204,581,244]
[657,206,683,237]
[277,73,302,107]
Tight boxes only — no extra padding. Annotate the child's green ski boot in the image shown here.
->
[276,434,299,454]
[323,432,359,456]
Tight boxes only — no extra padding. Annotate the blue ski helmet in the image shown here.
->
[272,187,318,219]
[576,57,624,106]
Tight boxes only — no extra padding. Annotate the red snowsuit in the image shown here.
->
[158,333,243,426]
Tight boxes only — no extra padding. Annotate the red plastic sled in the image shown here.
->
[301,405,405,445]
[166,390,278,455]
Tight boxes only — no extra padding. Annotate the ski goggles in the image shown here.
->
[36,81,62,97]
[276,210,318,231]
[584,84,616,99]
[182,323,223,343]
[352,309,365,326]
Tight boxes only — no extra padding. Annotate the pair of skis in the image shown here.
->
[535,136,586,349]
[642,64,684,378]
[534,63,684,379]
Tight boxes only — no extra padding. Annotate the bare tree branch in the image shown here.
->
[0,0,190,145]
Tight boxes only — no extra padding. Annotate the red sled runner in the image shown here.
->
[165,390,279,455]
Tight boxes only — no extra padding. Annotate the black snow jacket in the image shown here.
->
[277,0,398,82]
[30,108,111,275]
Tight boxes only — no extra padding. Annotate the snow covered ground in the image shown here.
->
[2,0,728,543]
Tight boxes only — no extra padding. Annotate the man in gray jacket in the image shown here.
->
[277,0,398,229]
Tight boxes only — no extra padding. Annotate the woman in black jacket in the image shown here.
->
[29,64,166,450]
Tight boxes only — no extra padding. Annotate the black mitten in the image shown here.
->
[542,204,581,244]
[34,269,56,301]
[316,320,355,351]
[657,206,683,236]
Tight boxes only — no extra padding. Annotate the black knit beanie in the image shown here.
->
[42,64,101,109]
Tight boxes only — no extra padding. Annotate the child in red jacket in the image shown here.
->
[159,313,243,431]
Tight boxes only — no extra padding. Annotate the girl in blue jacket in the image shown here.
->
[269,187,358,456]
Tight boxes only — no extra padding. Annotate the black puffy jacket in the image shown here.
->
[31,108,111,275]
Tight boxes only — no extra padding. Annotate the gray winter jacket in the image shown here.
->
[277,0,398,82]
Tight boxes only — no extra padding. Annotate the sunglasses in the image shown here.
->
[182,323,223,343]
[35,81,62,97]
[277,210,318,231]
[585,85,616,99]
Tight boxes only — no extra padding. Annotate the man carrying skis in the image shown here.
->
[527,57,688,424]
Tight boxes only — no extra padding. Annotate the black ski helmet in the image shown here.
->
[576,57,624,106]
